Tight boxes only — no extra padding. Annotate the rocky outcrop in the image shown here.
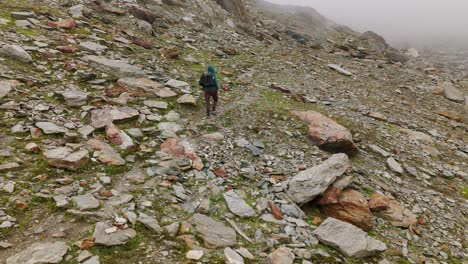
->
[6,241,68,264]
[292,111,357,153]
[215,0,249,20]
[192,213,237,248]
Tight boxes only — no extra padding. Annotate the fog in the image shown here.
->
[266,0,468,50]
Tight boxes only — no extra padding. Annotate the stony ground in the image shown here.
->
[0,0,466,264]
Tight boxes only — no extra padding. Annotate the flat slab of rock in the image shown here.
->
[144,100,168,109]
[43,147,89,171]
[87,139,125,165]
[117,78,177,98]
[0,80,12,99]
[36,122,67,134]
[82,55,144,79]
[56,86,89,106]
[192,213,236,248]
[313,217,387,257]
[442,82,465,103]
[93,222,136,246]
[287,153,350,204]
[0,44,32,63]
[224,247,244,264]
[292,111,357,153]
[106,124,134,149]
[328,64,352,76]
[79,41,107,53]
[6,241,68,264]
[268,247,295,264]
[223,190,256,218]
[177,94,196,105]
[137,213,161,232]
[91,106,139,129]
[165,79,191,93]
[72,193,99,210]
[160,138,203,170]
[386,157,403,174]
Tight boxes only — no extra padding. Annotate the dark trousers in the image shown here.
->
[204,89,218,116]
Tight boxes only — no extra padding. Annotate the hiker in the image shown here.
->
[199,65,220,118]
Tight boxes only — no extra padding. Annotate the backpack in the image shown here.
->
[199,72,216,87]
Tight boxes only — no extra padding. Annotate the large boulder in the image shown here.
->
[442,82,465,103]
[0,80,12,99]
[369,193,417,228]
[292,111,357,153]
[93,222,136,246]
[0,44,32,63]
[91,106,139,129]
[82,55,144,79]
[313,218,387,257]
[223,190,256,218]
[287,153,350,204]
[317,188,373,231]
[6,241,68,264]
[192,213,237,248]
[43,147,89,171]
[358,31,388,52]
[116,78,177,98]
[160,138,203,170]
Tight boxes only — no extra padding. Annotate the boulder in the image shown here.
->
[160,138,203,170]
[117,78,177,98]
[92,222,136,246]
[165,79,191,93]
[0,80,12,99]
[0,44,32,63]
[292,111,357,153]
[106,124,134,149]
[177,94,196,105]
[317,188,373,231]
[56,86,89,106]
[91,106,139,129]
[267,247,295,264]
[6,241,68,264]
[87,139,125,165]
[287,153,350,204]
[82,55,144,79]
[192,213,236,248]
[442,82,465,103]
[369,193,417,228]
[43,147,89,171]
[313,218,387,257]
[223,190,256,218]
[72,193,99,210]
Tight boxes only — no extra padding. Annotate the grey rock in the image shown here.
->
[165,79,191,93]
[117,78,177,98]
[43,147,89,171]
[224,190,256,218]
[35,122,67,134]
[6,241,68,264]
[137,213,161,232]
[328,64,352,76]
[176,94,196,105]
[82,256,100,264]
[0,44,32,63]
[57,87,89,106]
[443,82,465,103]
[72,193,99,210]
[78,125,95,138]
[93,222,136,246]
[267,247,295,264]
[82,55,144,79]
[281,204,306,219]
[192,213,236,248]
[77,250,92,262]
[287,153,350,204]
[387,157,403,174]
[10,11,36,19]
[144,100,168,109]
[313,218,387,257]
[79,41,107,53]
[224,247,244,264]
[0,80,11,99]
[90,106,139,129]
[369,144,390,157]
[236,247,254,259]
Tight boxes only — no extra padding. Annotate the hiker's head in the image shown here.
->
[208,65,215,73]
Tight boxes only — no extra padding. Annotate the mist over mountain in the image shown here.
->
[266,0,468,50]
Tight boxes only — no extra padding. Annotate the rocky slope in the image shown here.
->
[0,0,466,263]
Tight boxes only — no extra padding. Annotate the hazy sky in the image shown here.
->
[266,0,468,49]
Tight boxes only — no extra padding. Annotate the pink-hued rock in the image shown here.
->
[369,193,418,228]
[160,138,203,170]
[91,106,139,129]
[292,110,357,153]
